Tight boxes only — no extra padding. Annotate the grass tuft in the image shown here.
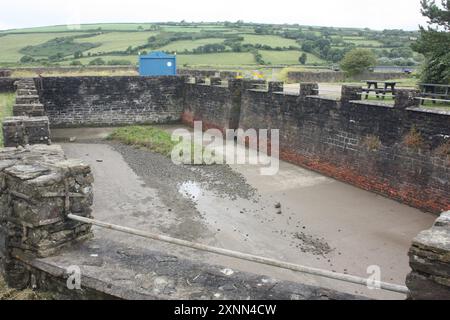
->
[0,275,53,300]
[108,126,177,157]
[108,126,215,165]
[0,93,15,147]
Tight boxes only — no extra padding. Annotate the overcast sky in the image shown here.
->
[0,0,428,31]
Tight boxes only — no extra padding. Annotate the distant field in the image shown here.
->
[242,35,299,48]
[158,38,227,53]
[259,50,325,65]
[160,25,241,33]
[67,52,256,67]
[63,55,139,65]
[342,36,383,47]
[1,23,156,33]
[0,32,86,62]
[178,52,256,66]
[75,32,157,54]
[0,23,417,67]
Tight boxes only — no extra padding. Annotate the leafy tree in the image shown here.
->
[340,48,377,76]
[412,0,450,84]
[49,52,64,61]
[299,53,307,65]
[20,55,35,63]
[74,51,83,59]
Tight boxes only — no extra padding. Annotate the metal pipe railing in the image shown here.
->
[68,214,409,295]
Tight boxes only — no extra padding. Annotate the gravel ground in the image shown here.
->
[104,140,335,257]
[109,141,257,201]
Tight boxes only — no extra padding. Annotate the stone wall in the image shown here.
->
[178,69,239,79]
[182,79,245,131]
[406,211,450,300]
[0,145,93,288]
[26,75,450,213]
[0,77,19,93]
[37,76,185,127]
[8,66,138,75]
[287,71,411,83]
[184,80,449,214]
[0,70,12,77]
[2,79,50,147]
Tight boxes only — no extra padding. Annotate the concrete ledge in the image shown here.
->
[12,238,368,300]
[407,211,450,300]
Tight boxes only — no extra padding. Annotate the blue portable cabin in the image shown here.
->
[139,51,177,76]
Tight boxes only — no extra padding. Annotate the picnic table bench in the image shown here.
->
[418,83,450,105]
[362,80,397,100]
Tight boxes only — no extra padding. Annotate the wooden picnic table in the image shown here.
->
[418,83,450,105]
[362,80,397,100]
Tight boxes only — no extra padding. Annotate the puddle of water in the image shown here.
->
[178,181,203,201]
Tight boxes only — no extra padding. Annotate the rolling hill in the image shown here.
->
[0,22,421,68]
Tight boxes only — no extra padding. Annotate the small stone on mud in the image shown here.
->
[69,137,77,142]
[96,159,103,163]
[275,202,281,209]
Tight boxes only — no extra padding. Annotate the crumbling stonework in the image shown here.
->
[406,211,450,300]
[13,79,45,117]
[0,70,12,78]
[2,79,50,147]
[0,145,93,288]
[2,117,50,147]
[0,77,19,93]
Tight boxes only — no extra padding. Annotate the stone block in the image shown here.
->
[13,103,45,117]
[300,83,319,97]
[268,81,284,93]
[406,211,450,300]
[0,145,94,262]
[209,77,222,86]
[341,85,362,103]
[15,95,40,105]
[394,89,420,109]
[2,116,50,147]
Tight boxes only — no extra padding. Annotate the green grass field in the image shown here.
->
[0,22,416,67]
[62,55,139,65]
[342,36,383,47]
[242,35,299,48]
[0,32,86,62]
[1,23,155,33]
[74,31,158,54]
[178,52,256,66]
[259,50,325,65]
[0,93,15,147]
[158,38,227,53]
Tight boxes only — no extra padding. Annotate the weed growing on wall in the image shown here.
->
[403,126,424,151]
[362,135,382,152]
[435,140,450,157]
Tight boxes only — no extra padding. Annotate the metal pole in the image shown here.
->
[68,214,409,295]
